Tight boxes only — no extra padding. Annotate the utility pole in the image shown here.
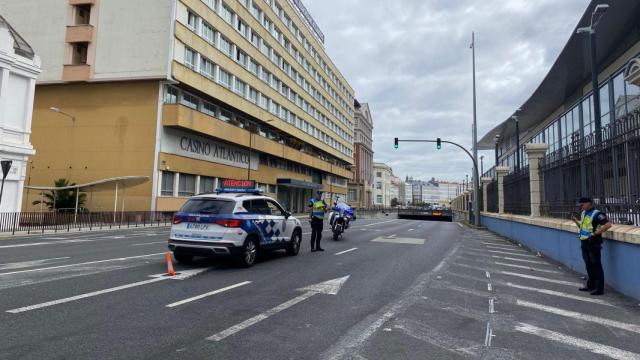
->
[470,32,481,226]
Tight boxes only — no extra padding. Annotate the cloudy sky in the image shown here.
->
[304,0,589,182]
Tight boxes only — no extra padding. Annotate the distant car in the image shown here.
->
[168,191,303,267]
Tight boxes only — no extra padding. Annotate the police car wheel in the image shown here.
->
[286,231,301,256]
[239,238,258,268]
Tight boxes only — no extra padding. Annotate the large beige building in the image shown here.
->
[0,0,355,213]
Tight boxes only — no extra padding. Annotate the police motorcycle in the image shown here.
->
[329,201,356,241]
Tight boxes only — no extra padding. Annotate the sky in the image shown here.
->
[303,0,590,182]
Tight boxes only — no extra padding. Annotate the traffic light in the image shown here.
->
[436,138,442,150]
[394,137,399,149]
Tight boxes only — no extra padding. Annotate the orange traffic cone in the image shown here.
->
[166,251,176,277]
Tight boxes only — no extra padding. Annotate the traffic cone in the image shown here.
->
[166,251,176,277]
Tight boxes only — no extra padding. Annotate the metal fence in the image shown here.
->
[504,166,531,215]
[487,180,498,213]
[541,109,640,225]
[0,211,175,235]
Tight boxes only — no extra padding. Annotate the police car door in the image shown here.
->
[249,199,282,247]
[265,200,291,245]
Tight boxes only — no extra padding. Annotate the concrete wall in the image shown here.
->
[482,214,640,301]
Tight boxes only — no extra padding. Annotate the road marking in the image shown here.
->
[131,241,166,246]
[491,255,546,265]
[487,283,492,292]
[515,323,640,360]
[335,248,358,256]
[501,271,582,287]
[388,234,397,238]
[487,250,535,257]
[0,239,94,249]
[362,219,396,227]
[0,253,165,277]
[457,223,464,229]
[7,277,167,313]
[506,283,613,306]
[484,322,493,347]
[0,257,70,270]
[371,237,425,245]
[485,244,523,252]
[166,281,252,308]
[407,229,414,232]
[485,271,490,279]
[207,276,349,342]
[494,261,559,273]
[516,300,640,334]
[489,298,495,313]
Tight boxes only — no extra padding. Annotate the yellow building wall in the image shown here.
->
[24,81,160,212]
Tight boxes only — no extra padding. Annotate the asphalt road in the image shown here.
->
[1,217,639,359]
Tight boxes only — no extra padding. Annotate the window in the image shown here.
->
[234,78,247,96]
[199,176,216,194]
[376,182,382,189]
[181,92,199,110]
[219,37,232,56]
[348,189,357,202]
[251,32,260,47]
[161,172,175,196]
[243,199,271,215]
[179,198,235,214]
[220,4,233,24]
[236,19,247,37]
[260,68,270,83]
[249,59,259,74]
[165,86,178,104]
[219,108,232,121]
[203,101,217,117]
[376,172,382,177]
[259,95,269,109]
[376,195,383,204]
[266,200,285,216]
[235,49,247,66]
[74,4,91,25]
[201,22,215,43]
[200,57,214,78]
[218,68,231,88]
[187,11,197,30]
[249,88,258,103]
[71,43,88,64]
[184,47,196,69]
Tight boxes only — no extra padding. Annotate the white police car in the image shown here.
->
[168,189,303,267]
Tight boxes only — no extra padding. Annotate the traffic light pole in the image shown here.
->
[395,139,481,227]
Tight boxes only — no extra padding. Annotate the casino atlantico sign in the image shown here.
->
[161,128,258,170]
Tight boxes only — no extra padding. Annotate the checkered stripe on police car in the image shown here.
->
[255,219,283,242]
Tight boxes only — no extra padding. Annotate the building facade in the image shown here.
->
[373,162,392,207]
[1,0,355,213]
[0,16,40,212]
[347,99,374,208]
[407,177,461,205]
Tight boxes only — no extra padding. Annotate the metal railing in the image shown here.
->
[487,180,498,213]
[504,166,531,215]
[0,211,175,235]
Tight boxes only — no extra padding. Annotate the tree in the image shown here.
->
[32,178,86,212]
[391,198,399,207]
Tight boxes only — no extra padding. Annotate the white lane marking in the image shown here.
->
[131,241,167,246]
[362,219,396,227]
[516,301,640,334]
[515,323,640,360]
[494,261,560,274]
[506,283,613,306]
[388,234,397,238]
[487,283,492,292]
[485,271,490,279]
[501,271,582,287]
[166,281,252,308]
[0,257,70,270]
[484,322,493,347]
[371,237,425,245]
[208,276,349,342]
[0,253,165,277]
[487,250,535,258]
[491,255,546,265]
[489,298,495,314]
[485,244,524,252]
[7,277,167,313]
[408,229,415,232]
[0,239,94,249]
[457,223,464,229]
[335,248,358,256]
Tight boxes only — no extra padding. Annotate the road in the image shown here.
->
[1,217,640,359]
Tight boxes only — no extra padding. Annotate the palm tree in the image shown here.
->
[32,178,86,212]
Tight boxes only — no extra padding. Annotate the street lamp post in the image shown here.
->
[50,107,76,121]
[577,4,609,146]
[470,32,481,227]
[480,156,484,176]
[512,112,521,171]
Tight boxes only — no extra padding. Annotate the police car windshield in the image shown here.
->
[180,198,235,215]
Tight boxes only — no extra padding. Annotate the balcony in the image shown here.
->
[66,25,94,43]
[162,104,352,178]
[63,64,91,82]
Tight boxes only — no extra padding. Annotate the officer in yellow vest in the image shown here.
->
[308,191,327,252]
[571,197,612,295]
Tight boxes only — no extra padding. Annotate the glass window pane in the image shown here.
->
[612,72,626,119]
[178,174,196,197]
[161,172,175,196]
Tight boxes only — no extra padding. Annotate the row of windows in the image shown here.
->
[198,0,353,126]
[182,44,353,158]
[160,172,280,198]
[184,10,353,147]
[500,68,640,170]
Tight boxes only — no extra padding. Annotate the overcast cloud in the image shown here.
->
[304,0,589,182]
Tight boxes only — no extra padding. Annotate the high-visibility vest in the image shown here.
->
[311,199,326,219]
[579,209,601,240]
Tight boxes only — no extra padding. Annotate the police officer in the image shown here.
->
[308,191,327,252]
[571,197,612,295]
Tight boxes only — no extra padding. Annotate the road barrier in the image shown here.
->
[0,211,175,235]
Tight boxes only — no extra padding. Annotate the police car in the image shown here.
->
[168,181,303,267]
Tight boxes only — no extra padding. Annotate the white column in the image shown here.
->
[496,167,510,214]
[525,143,550,217]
